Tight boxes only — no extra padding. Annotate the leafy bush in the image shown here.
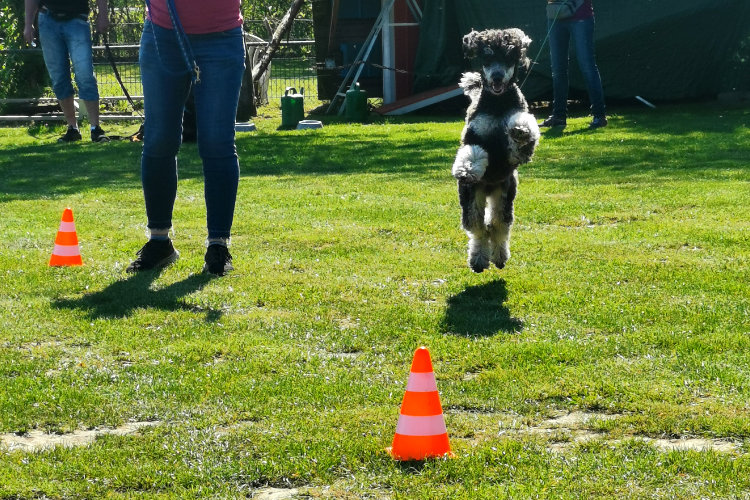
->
[0,0,48,105]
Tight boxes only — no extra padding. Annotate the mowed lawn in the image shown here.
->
[0,102,749,498]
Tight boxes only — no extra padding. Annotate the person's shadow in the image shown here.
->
[442,279,523,336]
[53,271,219,321]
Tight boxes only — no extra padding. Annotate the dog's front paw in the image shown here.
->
[509,125,533,145]
[454,169,482,184]
[453,144,488,183]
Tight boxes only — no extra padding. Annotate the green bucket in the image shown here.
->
[281,87,304,129]
[345,83,368,122]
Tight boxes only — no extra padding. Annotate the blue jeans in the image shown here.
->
[37,12,99,101]
[139,20,245,239]
[548,17,606,118]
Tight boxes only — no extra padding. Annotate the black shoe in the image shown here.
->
[589,116,608,129]
[126,239,179,273]
[203,244,233,276]
[58,126,82,143]
[91,126,110,142]
[539,115,567,128]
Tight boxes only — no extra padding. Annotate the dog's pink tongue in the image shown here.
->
[492,82,504,93]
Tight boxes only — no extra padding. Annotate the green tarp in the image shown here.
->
[413,0,750,101]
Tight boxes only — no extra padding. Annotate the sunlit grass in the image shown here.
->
[0,101,749,498]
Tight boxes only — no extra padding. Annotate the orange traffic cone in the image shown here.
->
[387,346,452,460]
[49,208,83,266]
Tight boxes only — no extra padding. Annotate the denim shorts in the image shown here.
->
[38,11,99,101]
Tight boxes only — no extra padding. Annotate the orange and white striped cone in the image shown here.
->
[387,346,452,460]
[49,208,83,266]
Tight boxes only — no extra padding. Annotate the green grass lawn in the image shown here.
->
[0,102,749,498]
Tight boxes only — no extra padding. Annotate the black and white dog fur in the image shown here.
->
[453,28,540,273]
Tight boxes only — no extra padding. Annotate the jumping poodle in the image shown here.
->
[452,28,540,273]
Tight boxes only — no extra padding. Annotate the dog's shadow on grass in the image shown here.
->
[441,279,523,336]
[53,271,220,321]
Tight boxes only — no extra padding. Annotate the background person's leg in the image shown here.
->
[548,19,572,120]
[571,18,606,119]
[65,18,102,129]
[38,13,77,130]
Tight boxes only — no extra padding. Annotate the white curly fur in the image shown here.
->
[453,144,489,183]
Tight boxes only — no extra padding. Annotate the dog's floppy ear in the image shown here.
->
[518,32,532,72]
[462,29,482,59]
[504,28,533,71]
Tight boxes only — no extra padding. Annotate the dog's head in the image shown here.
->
[462,28,532,95]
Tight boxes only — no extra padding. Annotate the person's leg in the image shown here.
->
[63,17,108,137]
[139,20,192,234]
[82,100,101,129]
[37,13,78,130]
[548,18,571,120]
[191,28,245,242]
[58,96,78,128]
[570,17,606,119]
[127,21,191,272]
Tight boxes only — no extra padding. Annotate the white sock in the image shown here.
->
[207,237,229,247]
[149,228,171,241]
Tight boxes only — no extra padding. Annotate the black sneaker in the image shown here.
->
[58,126,82,143]
[539,115,567,128]
[91,126,110,143]
[203,244,233,276]
[126,239,179,273]
[589,116,608,129]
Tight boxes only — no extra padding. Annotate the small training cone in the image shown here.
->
[387,346,452,460]
[49,208,82,266]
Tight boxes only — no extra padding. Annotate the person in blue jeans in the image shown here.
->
[24,0,110,142]
[540,0,607,129]
[126,0,244,276]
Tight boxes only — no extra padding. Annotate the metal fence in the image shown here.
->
[92,39,318,102]
[0,19,318,116]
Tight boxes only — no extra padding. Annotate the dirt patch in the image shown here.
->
[639,437,738,453]
[541,410,619,428]
[0,421,160,452]
[253,488,299,500]
[492,411,740,454]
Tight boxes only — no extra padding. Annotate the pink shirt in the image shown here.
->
[148,0,242,34]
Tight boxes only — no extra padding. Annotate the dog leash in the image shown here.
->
[101,31,144,141]
[519,11,560,90]
[165,0,200,83]
[103,32,143,118]
[144,0,201,84]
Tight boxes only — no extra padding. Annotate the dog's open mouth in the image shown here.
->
[489,81,507,95]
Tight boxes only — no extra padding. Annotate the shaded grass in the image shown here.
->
[0,101,749,498]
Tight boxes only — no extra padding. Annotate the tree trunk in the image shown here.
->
[252,0,305,83]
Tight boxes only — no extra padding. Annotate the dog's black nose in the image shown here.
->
[490,70,506,83]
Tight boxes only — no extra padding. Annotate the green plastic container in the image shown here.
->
[281,87,304,129]
[345,83,368,122]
